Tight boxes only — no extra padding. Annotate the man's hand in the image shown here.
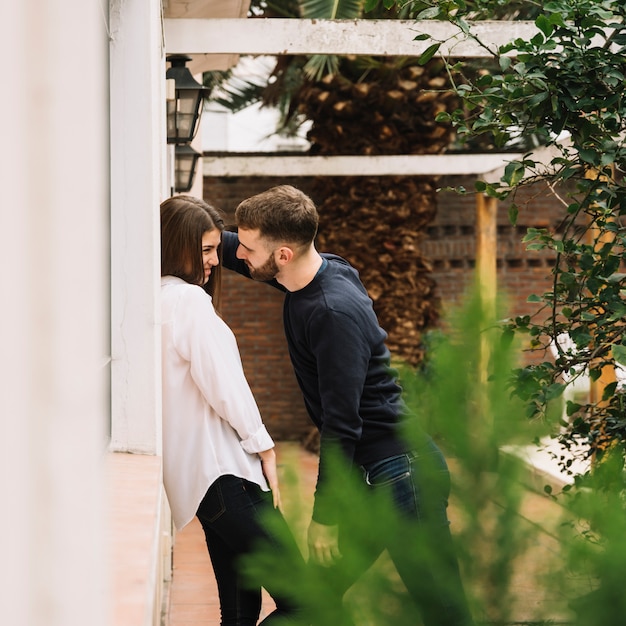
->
[307,520,341,567]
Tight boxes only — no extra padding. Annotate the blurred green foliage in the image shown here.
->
[241,293,610,624]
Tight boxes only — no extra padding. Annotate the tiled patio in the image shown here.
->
[165,442,317,626]
[164,441,579,626]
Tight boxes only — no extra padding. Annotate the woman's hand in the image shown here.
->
[258,448,282,510]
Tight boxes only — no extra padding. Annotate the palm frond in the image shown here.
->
[303,54,341,81]
[298,0,364,81]
[204,57,276,113]
[249,0,301,17]
[300,0,364,19]
[210,80,266,113]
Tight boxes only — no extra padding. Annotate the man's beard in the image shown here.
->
[248,253,279,282]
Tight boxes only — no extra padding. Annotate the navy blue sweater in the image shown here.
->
[222,231,413,523]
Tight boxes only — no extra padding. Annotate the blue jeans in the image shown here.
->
[361,441,473,626]
[314,439,472,626]
[196,474,304,626]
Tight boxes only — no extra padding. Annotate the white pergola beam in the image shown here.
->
[165,18,539,57]
[203,154,524,177]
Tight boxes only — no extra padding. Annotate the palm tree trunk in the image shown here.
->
[296,58,458,366]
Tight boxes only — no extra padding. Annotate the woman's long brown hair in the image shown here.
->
[160,195,225,311]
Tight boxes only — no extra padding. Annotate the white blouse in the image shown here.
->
[160,276,274,529]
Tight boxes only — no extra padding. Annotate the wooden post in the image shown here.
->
[476,193,498,319]
[476,193,498,389]
[584,168,616,440]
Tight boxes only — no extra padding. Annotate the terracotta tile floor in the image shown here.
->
[166,442,318,626]
[164,442,578,626]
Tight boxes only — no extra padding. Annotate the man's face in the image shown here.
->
[236,227,279,282]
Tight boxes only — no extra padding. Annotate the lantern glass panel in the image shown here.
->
[168,90,203,143]
[174,148,200,193]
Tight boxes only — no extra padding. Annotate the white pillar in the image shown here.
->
[109,0,165,454]
[0,1,109,625]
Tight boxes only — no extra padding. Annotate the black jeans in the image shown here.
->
[196,474,303,626]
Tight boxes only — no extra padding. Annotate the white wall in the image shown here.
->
[0,1,110,625]
[201,55,310,153]
[203,102,310,153]
[109,0,165,454]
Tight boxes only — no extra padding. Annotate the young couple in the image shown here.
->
[160,186,473,626]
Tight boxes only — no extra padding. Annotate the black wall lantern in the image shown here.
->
[174,144,201,193]
[166,54,209,145]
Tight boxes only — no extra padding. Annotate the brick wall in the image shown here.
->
[204,174,562,440]
[427,175,559,320]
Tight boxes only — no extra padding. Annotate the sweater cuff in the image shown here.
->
[311,500,338,526]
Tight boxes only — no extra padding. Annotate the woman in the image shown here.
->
[160,195,303,625]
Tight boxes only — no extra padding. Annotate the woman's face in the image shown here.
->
[201,229,221,285]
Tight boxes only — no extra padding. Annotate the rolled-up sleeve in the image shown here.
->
[172,285,274,454]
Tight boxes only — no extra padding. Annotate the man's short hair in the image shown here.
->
[235,185,319,247]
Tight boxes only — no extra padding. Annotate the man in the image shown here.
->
[221,185,473,626]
